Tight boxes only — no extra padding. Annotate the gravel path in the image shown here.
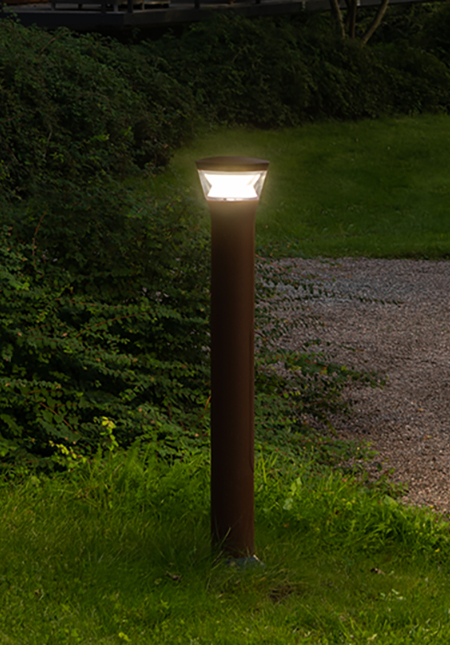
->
[269,258,450,515]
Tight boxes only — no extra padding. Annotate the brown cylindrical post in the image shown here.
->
[209,200,257,558]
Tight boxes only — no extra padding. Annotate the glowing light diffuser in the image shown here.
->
[198,170,266,201]
[196,156,269,202]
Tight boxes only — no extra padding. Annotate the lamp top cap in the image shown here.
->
[195,156,269,172]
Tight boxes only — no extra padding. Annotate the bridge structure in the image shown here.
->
[0,0,437,31]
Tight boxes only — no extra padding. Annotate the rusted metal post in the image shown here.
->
[196,156,269,560]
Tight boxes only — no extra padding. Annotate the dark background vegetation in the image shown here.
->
[1,3,450,471]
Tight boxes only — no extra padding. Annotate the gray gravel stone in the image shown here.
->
[260,257,450,515]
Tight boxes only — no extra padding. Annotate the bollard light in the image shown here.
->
[196,156,269,561]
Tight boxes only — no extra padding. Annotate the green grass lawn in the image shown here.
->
[152,114,450,258]
[2,451,450,644]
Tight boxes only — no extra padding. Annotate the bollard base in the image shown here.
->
[225,555,265,569]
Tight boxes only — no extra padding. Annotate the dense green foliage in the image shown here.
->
[0,197,212,469]
[0,21,195,199]
[148,7,450,126]
[2,4,450,468]
[0,21,203,467]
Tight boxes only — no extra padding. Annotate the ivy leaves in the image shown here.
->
[0,200,210,470]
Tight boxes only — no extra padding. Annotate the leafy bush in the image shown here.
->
[143,11,450,127]
[367,2,438,45]
[0,193,211,470]
[420,2,450,65]
[303,34,393,119]
[0,21,195,199]
[147,13,313,127]
[377,43,450,115]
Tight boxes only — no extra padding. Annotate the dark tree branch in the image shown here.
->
[362,0,390,44]
[348,0,358,39]
[329,0,346,39]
